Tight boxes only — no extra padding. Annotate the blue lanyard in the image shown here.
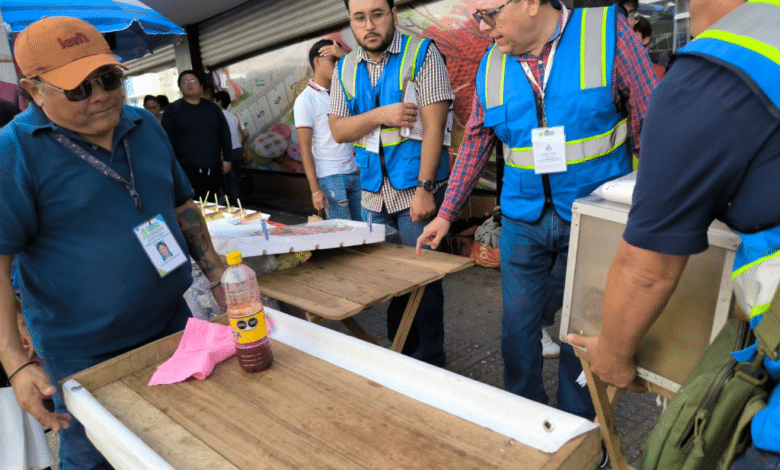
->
[51,133,145,211]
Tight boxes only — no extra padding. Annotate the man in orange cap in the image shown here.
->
[0,17,226,469]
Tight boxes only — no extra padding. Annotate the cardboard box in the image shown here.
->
[560,195,741,392]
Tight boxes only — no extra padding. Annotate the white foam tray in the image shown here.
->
[209,219,386,256]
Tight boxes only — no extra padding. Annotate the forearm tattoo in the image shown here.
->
[176,207,220,276]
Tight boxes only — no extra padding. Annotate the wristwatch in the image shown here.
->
[417,180,434,193]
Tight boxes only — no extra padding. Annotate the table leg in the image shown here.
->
[339,318,379,345]
[390,285,426,353]
[574,347,635,470]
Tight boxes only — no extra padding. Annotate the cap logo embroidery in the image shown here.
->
[57,33,90,49]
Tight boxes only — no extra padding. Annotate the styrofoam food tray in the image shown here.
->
[210,219,386,256]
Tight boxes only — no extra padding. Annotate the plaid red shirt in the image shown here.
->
[439,6,659,221]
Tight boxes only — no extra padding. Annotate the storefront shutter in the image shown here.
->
[122,44,176,75]
[199,0,414,67]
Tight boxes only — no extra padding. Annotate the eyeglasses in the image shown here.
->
[34,67,124,102]
[473,0,515,28]
[181,78,200,85]
[350,9,391,27]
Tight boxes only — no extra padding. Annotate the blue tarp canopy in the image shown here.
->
[0,0,186,62]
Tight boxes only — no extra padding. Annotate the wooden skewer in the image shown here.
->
[237,198,244,224]
[214,193,219,210]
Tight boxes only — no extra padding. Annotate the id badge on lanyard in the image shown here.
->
[133,215,187,277]
[521,7,568,175]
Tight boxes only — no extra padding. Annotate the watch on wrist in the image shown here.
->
[417,180,434,193]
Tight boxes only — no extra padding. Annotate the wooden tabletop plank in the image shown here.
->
[293,251,419,297]
[321,248,443,285]
[122,363,365,470]
[275,341,558,469]
[346,243,475,274]
[263,266,395,308]
[92,381,239,469]
[255,275,364,320]
[114,341,575,470]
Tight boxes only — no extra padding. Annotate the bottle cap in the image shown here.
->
[226,252,242,266]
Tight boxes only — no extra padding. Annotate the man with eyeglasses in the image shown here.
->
[329,0,454,366]
[162,70,234,201]
[0,17,227,469]
[417,0,657,425]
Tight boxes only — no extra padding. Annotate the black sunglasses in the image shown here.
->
[35,67,124,102]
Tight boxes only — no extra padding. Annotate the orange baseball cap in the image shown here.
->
[14,17,126,90]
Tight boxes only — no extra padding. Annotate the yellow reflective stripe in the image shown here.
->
[580,9,587,89]
[751,0,780,6]
[505,118,628,169]
[601,8,608,87]
[751,302,772,320]
[499,54,506,108]
[733,249,780,279]
[398,39,413,90]
[567,118,627,164]
[698,30,780,67]
[354,143,365,148]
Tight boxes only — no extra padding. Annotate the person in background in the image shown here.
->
[213,90,248,205]
[162,70,234,200]
[329,0,453,366]
[143,94,163,122]
[294,39,361,220]
[417,0,658,429]
[617,0,639,26]
[633,16,666,80]
[0,17,227,469]
[201,85,215,102]
[157,94,170,112]
[568,0,780,468]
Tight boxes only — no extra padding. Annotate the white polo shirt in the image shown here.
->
[293,80,357,178]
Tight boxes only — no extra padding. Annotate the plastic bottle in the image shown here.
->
[222,251,273,373]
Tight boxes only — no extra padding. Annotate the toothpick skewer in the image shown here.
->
[237,198,244,224]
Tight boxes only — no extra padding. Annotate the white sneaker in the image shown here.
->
[542,328,560,359]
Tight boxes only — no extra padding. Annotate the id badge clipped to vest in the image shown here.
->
[133,215,188,277]
[531,126,567,174]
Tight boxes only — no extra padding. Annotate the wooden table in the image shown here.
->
[64,309,602,469]
[255,242,475,352]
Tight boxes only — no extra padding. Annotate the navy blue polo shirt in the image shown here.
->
[0,104,195,358]
[624,55,780,255]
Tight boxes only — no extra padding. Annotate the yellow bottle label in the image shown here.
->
[228,309,269,345]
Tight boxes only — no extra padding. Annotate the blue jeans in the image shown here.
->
[499,206,595,420]
[319,171,362,221]
[361,186,446,366]
[731,443,780,470]
[40,302,190,470]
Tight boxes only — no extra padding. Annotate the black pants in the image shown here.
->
[182,165,222,201]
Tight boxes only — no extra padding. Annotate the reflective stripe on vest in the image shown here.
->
[698,0,780,57]
[502,118,627,169]
[483,7,609,110]
[355,128,405,148]
[733,245,780,321]
[340,36,427,100]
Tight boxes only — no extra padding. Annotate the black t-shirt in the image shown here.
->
[624,55,780,255]
[161,98,233,169]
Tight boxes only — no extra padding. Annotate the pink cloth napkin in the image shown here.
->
[148,318,236,386]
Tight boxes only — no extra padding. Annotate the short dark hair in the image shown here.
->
[156,94,170,109]
[143,95,159,105]
[213,90,231,108]
[309,39,335,71]
[633,16,652,40]
[178,69,203,87]
[618,0,639,12]
[343,0,393,12]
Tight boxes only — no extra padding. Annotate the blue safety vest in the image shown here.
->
[678,0,780,453]
[476,5,630,222]
[337,34,449,192]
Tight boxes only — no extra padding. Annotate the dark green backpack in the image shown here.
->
[643,302,780,470]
